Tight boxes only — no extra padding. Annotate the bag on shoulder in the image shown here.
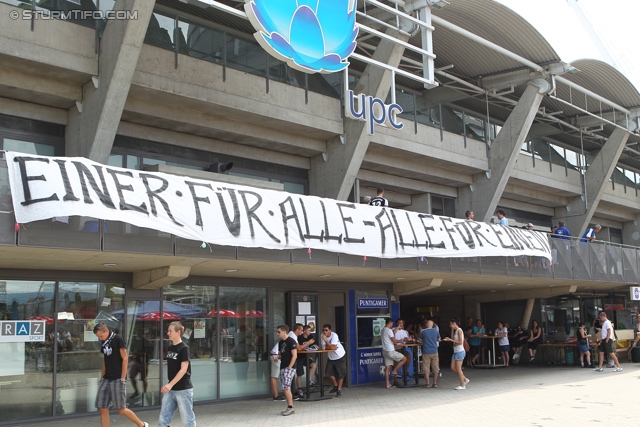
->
[463,337,470,352]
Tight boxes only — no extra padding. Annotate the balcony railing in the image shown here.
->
[1,159,638,283]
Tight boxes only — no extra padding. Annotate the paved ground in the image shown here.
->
[38,363,639,427]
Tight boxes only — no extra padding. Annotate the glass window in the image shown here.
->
[0,280,55,423]
[3,139,55,156]
[218,286,269,399]
[55,282,124,415]
[163,285,217,402]
[431,195,455,217]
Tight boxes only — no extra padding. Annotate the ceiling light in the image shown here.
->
[225,269,237,273]
[103,263,117,267]
[320,274,331,278]
[549,285,555,288]
[490,290,497,293]
[446,289,453,292]
[457,280,466,283]
[396,277,405,280]
[506,283,514,286]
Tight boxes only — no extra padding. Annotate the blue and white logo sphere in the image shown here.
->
[245,0,358,74]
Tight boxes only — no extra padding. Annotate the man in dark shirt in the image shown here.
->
[369,188,389,207]
[277,324,297,416]
[93,323,149,427]
[159,321,196,427]
[296,324,318,396]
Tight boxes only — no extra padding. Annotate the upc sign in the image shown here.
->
[346,90,404,135]
[631,286,640,301]
[358,298,388,309]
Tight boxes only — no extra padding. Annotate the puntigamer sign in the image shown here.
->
[358,298,389,309]
[6,152,552,261]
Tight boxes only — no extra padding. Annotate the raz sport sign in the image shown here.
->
[0,321,46,343]
[5,152,551,261]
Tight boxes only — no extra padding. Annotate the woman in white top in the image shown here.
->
[495,321,510,367]
[444,318,469,390]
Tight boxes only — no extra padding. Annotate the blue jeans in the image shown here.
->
[158,388,196,427]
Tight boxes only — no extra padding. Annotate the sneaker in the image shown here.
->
[294,394,301,401]
[454,386,466,390]
[309,381,317,386]
[514,354,519,359]
[336,390,342,398]
[530,357,535,362]
[594,368,603,372]
[281,407,295,416]
[613,367,623,372]
[129,391,139,399]
[512,354,517,360]
[272,395,285,401]
[464,378,470,385]
[329,386,338,393]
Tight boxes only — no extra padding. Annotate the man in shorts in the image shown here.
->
[594,312,622,372]
[320,324,347,397]
[159,321,196,427]
[276,325,297,416]
[93,322,149,427]
[295,324,317,399]
[381,318,407,389]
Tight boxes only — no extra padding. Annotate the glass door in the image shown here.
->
[125,300,166,408]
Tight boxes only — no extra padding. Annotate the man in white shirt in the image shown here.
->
[381,318,407,389]
[319,324,346,397]
[394,319,413,378]
[594,312,622,372]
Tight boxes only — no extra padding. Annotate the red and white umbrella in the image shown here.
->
[242,310,265,318]
[137,311,181,321]
[28,314,55,325]
[203,309,241,318]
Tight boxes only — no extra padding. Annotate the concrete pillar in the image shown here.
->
[66,0,156,163]
[460,81,549,223]
[405,193,430,214]
[560,127,630,237]
[622,213,640,246]
[522,298,535,328]
[309,29,408,200]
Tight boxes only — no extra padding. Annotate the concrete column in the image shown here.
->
[560,127,630,237]
[522,298,535,328]
[66,0,156,163]
[622,213,640,246]
[461,81,549,223]
[309,29,408,200]
[405,193,430,214]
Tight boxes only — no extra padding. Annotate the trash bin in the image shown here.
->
[632,347,640,363]
[565,348,574,365]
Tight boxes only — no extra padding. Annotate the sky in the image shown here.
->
[495,0,640,92]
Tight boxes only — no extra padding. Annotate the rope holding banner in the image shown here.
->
[14,223,20,231]
[363,255,367,266]
[307,247,312,259]
[200,242,212,252]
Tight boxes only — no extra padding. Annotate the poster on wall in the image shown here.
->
[295,316,306,326]
[0,342,25,377]
[84,320,98,342]
[306,316,316,332]
[372,318,384,337]
[5,152,552,261]
[193,320,205,339]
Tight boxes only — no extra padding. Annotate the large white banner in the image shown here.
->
[5,152,551,260]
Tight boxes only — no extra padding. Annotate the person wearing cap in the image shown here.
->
[526,223,534,230]
[581,224,601,243]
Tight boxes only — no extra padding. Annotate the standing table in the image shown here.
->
[297,349,333,402]
[397,343,421,387]
[473,335,506,368]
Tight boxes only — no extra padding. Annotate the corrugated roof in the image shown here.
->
[559,59,640,110]
[428,0,561,78]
